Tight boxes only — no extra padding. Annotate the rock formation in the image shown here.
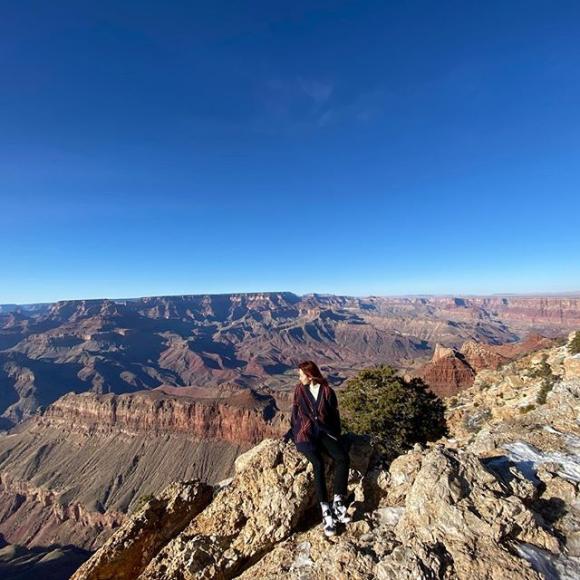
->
[417,343,476,397]
[416,333,558,398]
[70,480,213,580]
[69,332,580,579]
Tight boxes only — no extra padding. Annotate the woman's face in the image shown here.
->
[298,368,310,385]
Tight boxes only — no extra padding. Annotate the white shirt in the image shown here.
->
[309,382,321,401]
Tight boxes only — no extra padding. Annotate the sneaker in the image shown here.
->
[320,501,337,537]
[332,494,352,524]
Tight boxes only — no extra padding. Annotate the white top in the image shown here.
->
[309,382,321,401]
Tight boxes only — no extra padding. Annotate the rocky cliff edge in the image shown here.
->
[71,333,580,580]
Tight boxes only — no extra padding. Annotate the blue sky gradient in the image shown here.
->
[2,1,579,303]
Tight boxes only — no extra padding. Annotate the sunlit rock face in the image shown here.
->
[0,385,287,550]
[414,333,557,398]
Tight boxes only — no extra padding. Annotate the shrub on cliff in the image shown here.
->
[339,364,447,461]
[529,353,554,380]
[131,493,155,514]
[569,331,580,355]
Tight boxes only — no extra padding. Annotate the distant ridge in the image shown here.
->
[3,289,580,309]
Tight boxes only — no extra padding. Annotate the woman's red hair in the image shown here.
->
[298,360,329,388]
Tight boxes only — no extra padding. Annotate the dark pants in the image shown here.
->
[300,431,350,503]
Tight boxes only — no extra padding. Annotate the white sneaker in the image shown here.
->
[320,501,337,537]
[332,494,352,524]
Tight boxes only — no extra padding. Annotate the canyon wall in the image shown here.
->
[0,386,288,551]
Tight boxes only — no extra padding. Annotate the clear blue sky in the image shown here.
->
[2,1,579,304]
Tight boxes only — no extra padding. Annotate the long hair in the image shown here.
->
[294,360,333,443]
[298,360,329,388]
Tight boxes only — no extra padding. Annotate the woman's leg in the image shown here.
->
[319,433,350,496]
[300,448,329,503]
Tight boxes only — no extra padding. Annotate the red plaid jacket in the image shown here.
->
[283,381,342,453]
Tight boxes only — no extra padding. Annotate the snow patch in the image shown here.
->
[515,541,580,580]
[502,441,580,483]
[289,541,314,572]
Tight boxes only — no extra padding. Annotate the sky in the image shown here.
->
[1,1,580,304]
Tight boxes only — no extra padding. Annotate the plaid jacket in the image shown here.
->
[283,381,342,453]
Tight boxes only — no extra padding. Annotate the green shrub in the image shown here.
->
[528,353,558,404]
[131,493,155,514]
[339,364,447,461]
[569,331,580,355]
[529,354,553,379]
[536,377,556,405]
[519,404,536,414]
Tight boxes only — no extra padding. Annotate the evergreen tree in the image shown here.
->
[339,364,447,461]
[569,331,580,355]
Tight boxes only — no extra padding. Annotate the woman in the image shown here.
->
[282,360,351,537]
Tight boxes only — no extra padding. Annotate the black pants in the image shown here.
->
[300,431,350,503]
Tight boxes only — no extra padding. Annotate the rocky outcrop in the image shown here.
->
[70,480,213,580]
[446,331,579,440]
[417,343,476,397]
[70,441,575,579]
[417,333,558,398]
[239,445,560,579]
[72,437,373,580]
[70,334,580,579]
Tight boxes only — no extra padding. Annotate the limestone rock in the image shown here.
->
[71,479,213,580]
[138,440,322,579]
[394,446,556,579]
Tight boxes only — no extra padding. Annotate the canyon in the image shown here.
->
[0,385,291,551]
[1,292,579,426]
[0,292,579,578]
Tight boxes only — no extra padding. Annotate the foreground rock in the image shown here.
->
[241,445,561,579]
[74,438,573,579]
[71,480,213,580]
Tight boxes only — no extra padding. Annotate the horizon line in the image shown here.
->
[2,288,580,307]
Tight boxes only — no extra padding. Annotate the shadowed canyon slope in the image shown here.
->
[1,291,578,426]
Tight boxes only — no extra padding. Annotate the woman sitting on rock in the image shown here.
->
[282,360,351,537]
